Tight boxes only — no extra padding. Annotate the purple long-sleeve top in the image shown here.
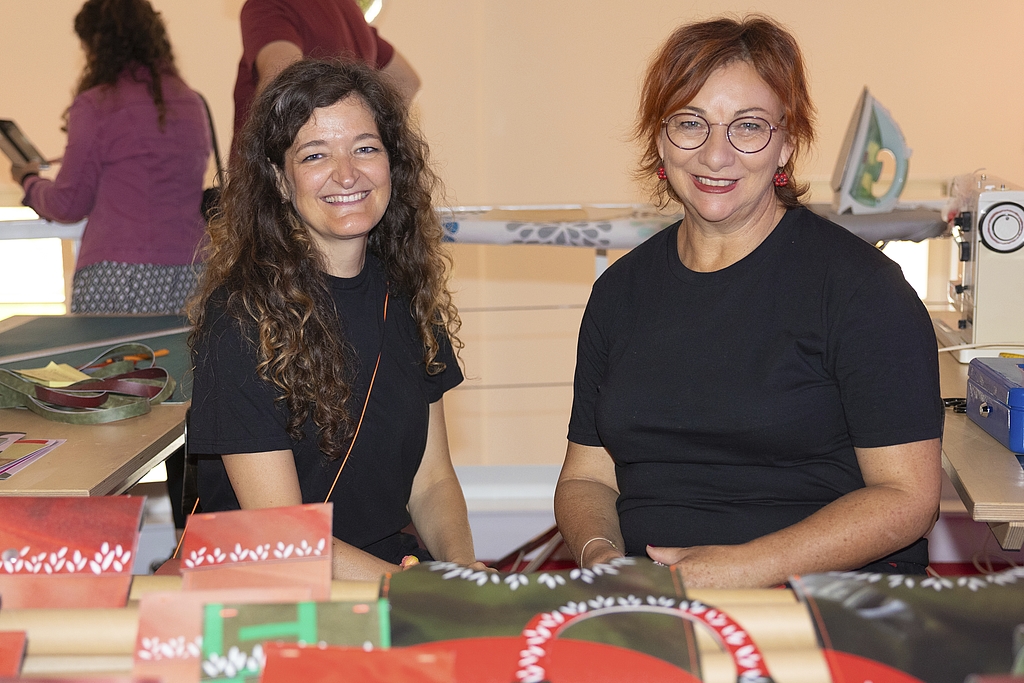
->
[22,68,210,270]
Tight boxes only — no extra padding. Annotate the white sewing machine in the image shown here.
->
[933,172,1024,362]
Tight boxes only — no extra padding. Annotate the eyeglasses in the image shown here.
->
[662,113,782,154]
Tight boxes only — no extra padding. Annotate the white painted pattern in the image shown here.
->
[136,635,203,661]
[834,565,1024,591]
[427,556,636,590]
[0,543,130,575]
[182,538,327,569]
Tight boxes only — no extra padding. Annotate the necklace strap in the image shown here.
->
[324,288,389,503]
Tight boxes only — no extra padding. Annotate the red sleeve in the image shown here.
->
[367,25,394,68]
[240,0,394,69]
[240,0,303,65]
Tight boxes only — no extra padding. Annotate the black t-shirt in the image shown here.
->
[568,207,942,566]
[189,254,463,564]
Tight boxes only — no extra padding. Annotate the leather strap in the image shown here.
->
[0,343,176,425]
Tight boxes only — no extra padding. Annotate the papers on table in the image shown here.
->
[0,432,65,480]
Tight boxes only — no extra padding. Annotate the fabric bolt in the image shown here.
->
[21,68,209,273]
[232,0,395,147]
[189,254,462,565]
[568,206,943,568]
[69,261,201,314]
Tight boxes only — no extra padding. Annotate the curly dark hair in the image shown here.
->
[635,14,816,209]
[188,58,462,460]
[73,0,177,127]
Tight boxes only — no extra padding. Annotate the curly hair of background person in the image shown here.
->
[72,0,177,128]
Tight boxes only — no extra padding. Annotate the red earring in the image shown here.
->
[773,169,789,187]
[657,166,667,180]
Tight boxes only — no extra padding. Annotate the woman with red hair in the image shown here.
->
[554,15,942,588]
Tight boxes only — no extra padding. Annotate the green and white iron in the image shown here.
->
[831,87,911,214]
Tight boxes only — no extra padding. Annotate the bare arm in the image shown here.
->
[554,441,626,567]
[407,399,484,568]
[380,50,420,103]
[254,40,304,93]
[222,449,400,580]
[647,438,942,588]
[255,41,419,105]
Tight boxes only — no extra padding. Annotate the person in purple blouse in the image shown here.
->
[9,0,211,314]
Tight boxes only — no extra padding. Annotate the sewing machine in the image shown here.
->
[934,173,1024,362]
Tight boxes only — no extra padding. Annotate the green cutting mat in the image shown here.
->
[0,315,192,401]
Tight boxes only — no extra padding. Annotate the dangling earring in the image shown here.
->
[773,168,789,187]
[657,166,667,180]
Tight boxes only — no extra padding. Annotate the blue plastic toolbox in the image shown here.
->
[966,357,1024,453]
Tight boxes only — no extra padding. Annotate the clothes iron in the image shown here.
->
[831,87,911,215]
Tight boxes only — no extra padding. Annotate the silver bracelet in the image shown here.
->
[578,536,617,567]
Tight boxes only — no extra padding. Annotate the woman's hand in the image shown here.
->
[398,557,493,573]
[465,560,497,573]
[581,538,625,567]
[554,442,626,569]
[647,544,759,588]
[648,438,942,588]
[407,400,483,567]
[11,159,42,186]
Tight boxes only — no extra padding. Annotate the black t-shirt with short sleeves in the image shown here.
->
[567,207,942,566]
[189,254,462,564]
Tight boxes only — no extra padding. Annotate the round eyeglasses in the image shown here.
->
[662,113,782,154]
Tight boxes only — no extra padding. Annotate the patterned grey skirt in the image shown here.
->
[70,261,201,314]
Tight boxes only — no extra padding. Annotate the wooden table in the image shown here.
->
[0,403,187,496]
[0,313,193,497]
[938,350,1024,549]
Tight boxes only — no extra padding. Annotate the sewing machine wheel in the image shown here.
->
[979,201,1024,253]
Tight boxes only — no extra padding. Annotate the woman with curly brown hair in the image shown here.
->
[187,59,485,579]
[9,0,210,313]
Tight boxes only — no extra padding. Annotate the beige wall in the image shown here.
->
[3,1,1022,465]
[6,1,1024,202]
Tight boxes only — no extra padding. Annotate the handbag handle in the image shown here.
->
[196,91,224,188]
[516,596,775,683]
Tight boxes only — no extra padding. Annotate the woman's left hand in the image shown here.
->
[647,440,941,589]
[407,400,487,570]
[11,159,42,185]
[647,544,758,588]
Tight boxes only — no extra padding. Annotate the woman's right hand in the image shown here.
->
[465,560,498,573]
[554,442,626,569]
[580,538,625,567]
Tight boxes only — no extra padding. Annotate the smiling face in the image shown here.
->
[657,60,794,234]
[281,95,391,275]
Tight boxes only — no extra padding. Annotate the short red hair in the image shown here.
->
[635,14,816,208]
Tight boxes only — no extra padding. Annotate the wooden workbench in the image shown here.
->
[0,403,187,496]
